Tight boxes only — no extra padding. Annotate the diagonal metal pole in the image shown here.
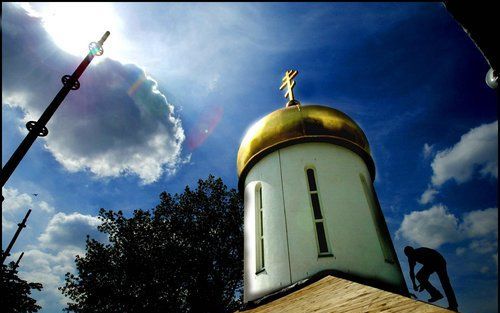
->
[1,209,31,265]
[0,31,110,190]
[13,252,25,270]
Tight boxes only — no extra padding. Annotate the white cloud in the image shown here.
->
[39,201,54,213]
[397,206,498,249]
[460,207,498,238]
[423,143,434,158]
[2,216,16,231]
[469,239,497,254]
[396,204,461,249]
[2,187,35,214]
[2,187,55,233]
[456,247,466,256]
[12,247,84,312]
[418,185,439,205]
[1,187,106,313]
[207,73,221,92]
[430,120,498,186]
[41,69,186,184]
[419,121,498,205]
[2,3,185,184]
[39,212,105,250]
[8,209,106,313]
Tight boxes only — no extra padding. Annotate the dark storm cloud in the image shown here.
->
[2,3,185,184]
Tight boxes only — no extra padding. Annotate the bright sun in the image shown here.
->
[30,3,122,61]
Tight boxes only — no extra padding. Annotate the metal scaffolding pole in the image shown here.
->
[1,209,31,264]
[13,252,25,270]
[1,31,110,190]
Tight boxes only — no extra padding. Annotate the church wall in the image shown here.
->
[243,142,406,302]
[279,142,404,288]
[243,152,291,302]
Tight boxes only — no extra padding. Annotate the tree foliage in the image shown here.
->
[60,175,244,313]
[1,255,43,313]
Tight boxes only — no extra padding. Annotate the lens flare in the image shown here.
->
[187,106,224,150]
[128,75,147,97]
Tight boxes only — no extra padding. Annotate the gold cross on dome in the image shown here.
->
[279,70,298,103]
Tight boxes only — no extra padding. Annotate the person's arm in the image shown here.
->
[408,257,418,291]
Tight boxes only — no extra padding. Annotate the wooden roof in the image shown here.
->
[237,275,454,313]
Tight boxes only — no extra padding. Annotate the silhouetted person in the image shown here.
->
[404,246,458,311]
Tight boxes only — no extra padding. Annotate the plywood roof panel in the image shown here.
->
[237,275,453,313]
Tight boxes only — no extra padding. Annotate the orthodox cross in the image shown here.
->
[279,70,299,105]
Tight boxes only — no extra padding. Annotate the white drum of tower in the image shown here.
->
[237,105,407,302]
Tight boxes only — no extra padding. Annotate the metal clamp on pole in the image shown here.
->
[0,31,110,192]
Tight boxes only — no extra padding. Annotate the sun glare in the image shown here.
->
[34,3,121,62]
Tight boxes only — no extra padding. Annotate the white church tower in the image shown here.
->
[236,70,408,303]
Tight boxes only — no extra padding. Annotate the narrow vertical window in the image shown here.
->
[359,174,394,263]
[306,168,330,255]
[256,184,265,272]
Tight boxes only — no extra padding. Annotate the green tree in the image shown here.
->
[1,255,43,313]
[60,175,243,313]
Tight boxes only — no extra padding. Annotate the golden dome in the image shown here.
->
[237,104,375,188]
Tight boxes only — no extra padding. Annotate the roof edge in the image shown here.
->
[239,269,409,311]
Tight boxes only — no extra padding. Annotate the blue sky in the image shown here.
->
[2,2,497,313]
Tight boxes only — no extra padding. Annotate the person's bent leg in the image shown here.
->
[416,267,443,301]
[437,266,458,310]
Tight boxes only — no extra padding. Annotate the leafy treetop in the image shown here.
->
[60,175,244,313]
